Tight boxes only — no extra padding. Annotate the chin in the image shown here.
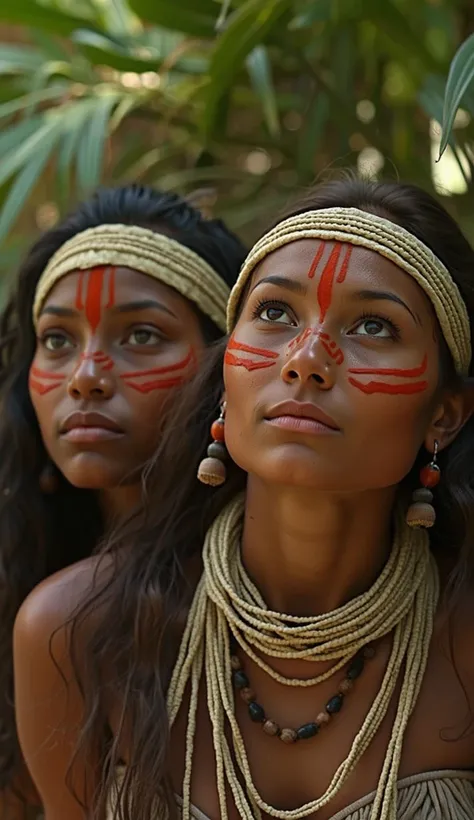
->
[247,447,345,490]
[60,454,124,490]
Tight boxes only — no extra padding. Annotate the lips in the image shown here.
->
[60,411,124,435]
[264,400,340,432]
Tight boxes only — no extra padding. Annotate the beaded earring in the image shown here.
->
[406,440,440,529]
[197,403,227,486]
[39,460,59,494]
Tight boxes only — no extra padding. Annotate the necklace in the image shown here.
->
[230,641,376,744]
[167,494,439,820]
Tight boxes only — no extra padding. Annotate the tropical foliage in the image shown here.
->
[0,0,473,285]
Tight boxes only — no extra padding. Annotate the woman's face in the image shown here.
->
[224,239,446,491]
[30,265,206,488]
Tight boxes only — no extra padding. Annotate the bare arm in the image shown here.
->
[13,562,104,820]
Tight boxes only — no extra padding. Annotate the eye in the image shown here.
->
[125,327,162,346]
[253,299,295,325]
[350,314,400,339]
[42,333,73,352]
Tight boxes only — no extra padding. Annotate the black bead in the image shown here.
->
[248,701,266,723]
[233,670,249,689]
[296,722,319,740]
[207,441,227,460]
[347,653,365,681]
[326,694,344,714]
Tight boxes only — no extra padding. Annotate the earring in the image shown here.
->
[197,403,227,486]
[39,461,59,494]
[406,440,440,529]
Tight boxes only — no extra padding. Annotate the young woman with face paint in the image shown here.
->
[14,178,474,820]
[0,184,246,816]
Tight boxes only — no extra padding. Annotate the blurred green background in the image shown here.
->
[0,0,473,300]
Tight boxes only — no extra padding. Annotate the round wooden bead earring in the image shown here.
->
[197,403,228,486]
[406,440,440,529]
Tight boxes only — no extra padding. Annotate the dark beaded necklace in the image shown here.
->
[231,644,376,744]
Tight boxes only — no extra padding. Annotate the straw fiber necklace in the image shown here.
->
[167,494,439,820]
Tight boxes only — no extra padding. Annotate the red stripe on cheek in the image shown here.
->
[317,244,343,323]
[120,348,197,392]
[224,351,276,371]
[307,243,326,279]
[84,268,106,332]
[348,378,428,395]
[30,365,64,380]
[29,378,63,395]
[227,337,278,359]
[348,354,427,377]
[122,376,184,393]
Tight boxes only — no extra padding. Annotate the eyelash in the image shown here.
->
[252,300,402,339]
[251,298,294,322]
[356,311,401,339]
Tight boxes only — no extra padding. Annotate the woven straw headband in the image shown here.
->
[33,223,230,333]
[227,207,471,375]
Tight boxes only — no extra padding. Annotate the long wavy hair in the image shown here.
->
[0,184,247,795]
[69,177,474,818]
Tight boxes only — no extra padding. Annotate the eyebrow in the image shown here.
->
[354,289,421,326]
[40,299,178,321]
[251,275,308,296]
[113,299,178,319]
[40,306,77,318]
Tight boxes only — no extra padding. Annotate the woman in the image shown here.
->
[0,183,246,814]
[14,177,474,819]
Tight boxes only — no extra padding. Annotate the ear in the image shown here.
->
[425,384,474,453]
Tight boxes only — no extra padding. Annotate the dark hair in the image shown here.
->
[69,177,474,818]
[0,184,247,795]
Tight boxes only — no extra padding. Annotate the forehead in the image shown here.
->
[250,239,434,315]
[42,266,191,314]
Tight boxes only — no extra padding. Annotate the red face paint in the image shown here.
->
[121,347,196,393]
[288,328,344,366]
[348,378,428,395]
[348,354,428,395]
[319,332,344,365]
[285,242,353,366]
[79,350,114,372]
[224,336,278,372]
[74,266,115,331]
[29,365,65,395]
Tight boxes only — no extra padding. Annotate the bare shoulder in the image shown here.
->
[15,551,114,640]
[13,553,114,820]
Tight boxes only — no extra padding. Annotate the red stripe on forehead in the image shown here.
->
[106,267,116,308]
[336,245,352,283]
[84,267,106,332]
[307,243,325,279]
[317,244,343,323]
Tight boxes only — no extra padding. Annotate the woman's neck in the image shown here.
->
[241,477,397,616]
[99,482,143,529]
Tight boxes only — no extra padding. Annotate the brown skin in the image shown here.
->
[14,242,474,819]
[30,265,205,519]
[10,266,206,818]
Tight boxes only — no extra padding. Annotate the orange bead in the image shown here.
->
[211,419,225,442]
[420,464,440,488]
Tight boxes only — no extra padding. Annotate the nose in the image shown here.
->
[67,354,114,401]
[281,331,337,390]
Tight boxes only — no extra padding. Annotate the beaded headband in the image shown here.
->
[33,223,230,332]
[226,207,471,375]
